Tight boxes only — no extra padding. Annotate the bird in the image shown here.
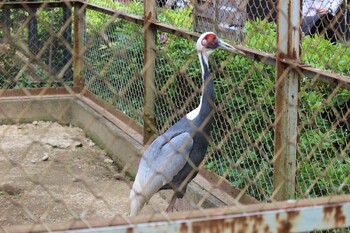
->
[129,32,245,216]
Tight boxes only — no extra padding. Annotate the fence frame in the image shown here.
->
[73,1,85,87]
[0,0,350,231]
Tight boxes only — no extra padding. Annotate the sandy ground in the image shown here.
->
[0,121,168,227]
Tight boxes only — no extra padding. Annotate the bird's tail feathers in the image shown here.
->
[129,173,166,216]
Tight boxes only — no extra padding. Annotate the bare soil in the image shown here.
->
[0,121,168,227]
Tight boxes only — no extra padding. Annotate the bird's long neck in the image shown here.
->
[186,52,215,126]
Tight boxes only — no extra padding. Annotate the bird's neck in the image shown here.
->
[186,52,215,122]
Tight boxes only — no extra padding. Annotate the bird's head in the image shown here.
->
[196,32,245,56]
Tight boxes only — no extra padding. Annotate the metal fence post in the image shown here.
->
[143,0,157,145]
[2,0,11,43]
[273,0,301,200]
[63,5,73,81]
[73,1,85,87]
[28,0,38,54]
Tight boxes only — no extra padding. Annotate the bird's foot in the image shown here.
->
[165,194,177,213]
[165,196,186,213]
[165,205,174,213]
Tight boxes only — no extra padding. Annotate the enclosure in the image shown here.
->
[0,0,350,232]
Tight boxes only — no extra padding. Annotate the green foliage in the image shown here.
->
[157,7,193,30]
[154,34,198,127]
[86,1,144,31]
[88,0,144,15]
[0,47,54,88]
[302,35,350,75]
[298,84,350,197]
[85,18,144,123]
[1,7,73,87]
[245,19,277,53]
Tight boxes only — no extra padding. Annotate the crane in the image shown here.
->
[130,32,245,216]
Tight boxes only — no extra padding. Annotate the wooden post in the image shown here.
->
[73,1,85,87]
[143,0,157,145]
[273,0,301,200]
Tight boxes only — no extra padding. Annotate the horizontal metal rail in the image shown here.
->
[2,195,349,232]
[65,195,350,233]
[70,202,350,233]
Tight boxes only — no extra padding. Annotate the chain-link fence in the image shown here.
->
[0,0,349,232]
[0,2,73,89]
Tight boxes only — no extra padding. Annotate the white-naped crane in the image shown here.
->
[130,32,245,216]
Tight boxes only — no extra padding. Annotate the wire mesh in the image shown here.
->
[0,4,73,88]
[86,0,144,16]
[0,0,350,232]
[155,0,247,43]
[84,11,144,124]
[298,79,350,199]
[300,0,350,74]
[155,33,200,131]
[297,0,350,202]
[207,58,276,202]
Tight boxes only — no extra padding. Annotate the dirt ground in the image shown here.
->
[0,121,169,227]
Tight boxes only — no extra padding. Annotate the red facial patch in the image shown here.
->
[201,33,217,47]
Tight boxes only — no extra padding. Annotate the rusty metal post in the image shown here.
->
[273,0,301,200]
[63,5,73,81]
[143,0,157,145]
[28,0,38,54]
[2,1,11,43]
[73,1,85,87]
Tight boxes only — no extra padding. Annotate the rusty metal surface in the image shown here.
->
[2,195,349,233]
[142,0,157,145]
[67,198,350,233]
[73,1,85,87]
[273,0,301,201]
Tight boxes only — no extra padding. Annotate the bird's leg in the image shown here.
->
[176,198,185,211]
[165,194,177,213]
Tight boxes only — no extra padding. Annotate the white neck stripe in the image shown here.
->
[186,52,207,121]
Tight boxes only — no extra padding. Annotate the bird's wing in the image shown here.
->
[130,132,193,215]
[141,132,194,185]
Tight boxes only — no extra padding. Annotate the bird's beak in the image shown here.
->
[218,39,246,56]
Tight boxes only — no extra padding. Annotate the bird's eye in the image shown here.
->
[201,39,208,47]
